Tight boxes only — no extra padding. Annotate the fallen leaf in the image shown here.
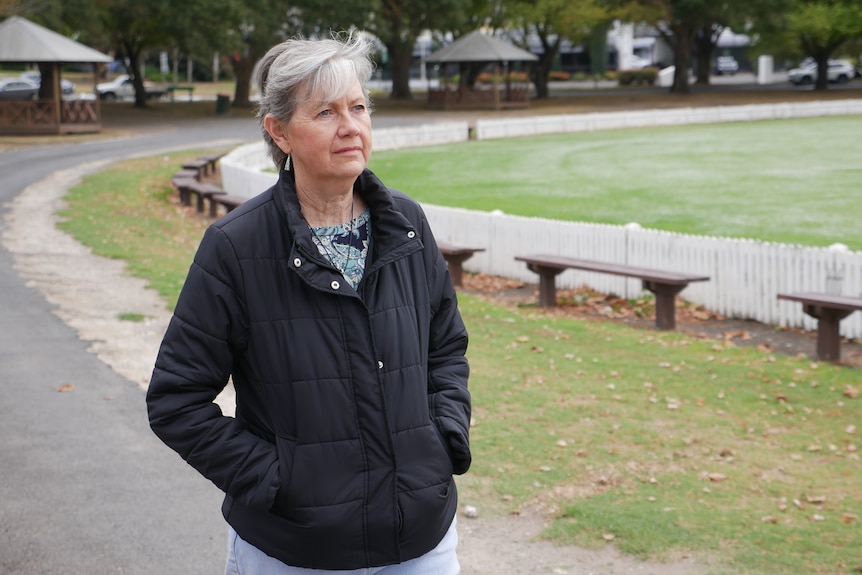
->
[56,384,74,393]
[707,473,727,482]
[844,386,859,399]
[811,514,825,521]
[806,494,827,504]
[602,533,615,541]
[842,513,858,524]
[761,515,778,523]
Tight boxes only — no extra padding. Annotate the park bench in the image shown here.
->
[185,180,226,214]
[181,158,211,178]
[776,292,862,362]
[211,193,247,216]
[197,153,224,175]
[515,254,710,330]
[171,174,199,205]
[436,241,485,287]
[166,85,194,103]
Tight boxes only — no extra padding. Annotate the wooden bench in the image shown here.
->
[210,193,247,216]
[185,180,226,214]
[171,175,198,205]
[515,254,710,330]
[436,241,485,287]
[181,158,211,178]
[197,153,224,175]
[172,168,199,181]
[167,85,194,103]
[777,292,862,362]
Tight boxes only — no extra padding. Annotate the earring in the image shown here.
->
[284,154,291,171]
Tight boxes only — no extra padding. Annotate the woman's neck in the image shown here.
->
[295,179,356,227]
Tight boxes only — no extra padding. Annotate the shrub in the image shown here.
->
[549,70,570,81]
[617,68,657,86]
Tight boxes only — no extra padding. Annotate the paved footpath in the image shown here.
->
[0,118,262,574]
[0,111,439,574]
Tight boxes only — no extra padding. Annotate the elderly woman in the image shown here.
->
[146,33,471,574]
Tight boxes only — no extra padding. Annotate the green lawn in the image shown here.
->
[369,115,862,250]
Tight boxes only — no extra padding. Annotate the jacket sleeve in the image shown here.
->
[420,216,472,475]
[146,225,279,510]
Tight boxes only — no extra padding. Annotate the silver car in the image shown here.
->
[0,78,39,100]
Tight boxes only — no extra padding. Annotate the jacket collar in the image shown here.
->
[274,168,422,270]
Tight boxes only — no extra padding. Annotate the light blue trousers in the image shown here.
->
[225,517,459,575]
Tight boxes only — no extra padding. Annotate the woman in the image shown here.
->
[146,33,472,574]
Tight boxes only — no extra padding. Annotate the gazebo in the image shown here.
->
[424,30,538,110]
[0,16,113,135]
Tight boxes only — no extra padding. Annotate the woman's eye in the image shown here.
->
[318,109,332,117]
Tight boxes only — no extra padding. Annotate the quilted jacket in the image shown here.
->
[147,168,471,569]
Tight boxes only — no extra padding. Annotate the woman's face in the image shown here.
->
[283,80,372,191]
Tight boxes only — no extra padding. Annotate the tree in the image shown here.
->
[508,0,610,98]
[787,1,862,90]
[368,0,465,99]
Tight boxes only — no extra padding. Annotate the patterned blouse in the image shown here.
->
[310,208,371,289]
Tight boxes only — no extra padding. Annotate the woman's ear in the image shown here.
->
[264,115,290,154]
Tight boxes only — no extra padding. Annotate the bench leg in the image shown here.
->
[528,265,565,308]
[643,281,686,330]
[196,193,206,213]
[804,305,853,362]
[443,253,473,287]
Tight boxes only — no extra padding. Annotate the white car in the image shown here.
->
[788,60,855,85]
[96,74,166,101]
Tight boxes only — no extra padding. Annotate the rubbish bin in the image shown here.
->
[215,94,230,115]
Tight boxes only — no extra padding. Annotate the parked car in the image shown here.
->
[96,74,166,101]
[0,78,39,100]
[714,56,739,75]
[20,72,76,95]
[788,59,856,85]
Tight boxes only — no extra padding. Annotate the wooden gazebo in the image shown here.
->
[0,16,113,135]
[424,31,538,111]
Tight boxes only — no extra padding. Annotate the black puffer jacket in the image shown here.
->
[147,168,471,569]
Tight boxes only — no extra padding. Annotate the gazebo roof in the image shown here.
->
[425,30,538,64]
[0,15,112,63]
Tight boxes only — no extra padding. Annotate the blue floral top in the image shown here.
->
[310,208,371,289]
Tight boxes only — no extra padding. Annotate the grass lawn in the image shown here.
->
[58,154,862,575]
[368,115,862,250]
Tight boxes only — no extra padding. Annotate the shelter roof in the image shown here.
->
[425,30,538,64]
[0,16,112,63]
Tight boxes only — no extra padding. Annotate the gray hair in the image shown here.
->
[256,32,375,169]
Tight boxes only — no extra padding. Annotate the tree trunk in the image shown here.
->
[693,23,721,85]
[387,39,414,100]
[670,25,694,95]
[125,44,149,109]
[814,56,829,91]
[531,34,557,100]
[232,50,257,108]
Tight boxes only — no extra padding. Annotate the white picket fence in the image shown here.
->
[423,204,862,339]
[474,99,862,139]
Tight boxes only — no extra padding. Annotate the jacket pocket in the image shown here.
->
[271,434,297,515]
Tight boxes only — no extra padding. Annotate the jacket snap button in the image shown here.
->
[293,258,302,267]
[407,231,415,239]
[331,280,340,290]
[377,361,384,369]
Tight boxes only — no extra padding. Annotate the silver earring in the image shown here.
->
[285,154,291,171]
